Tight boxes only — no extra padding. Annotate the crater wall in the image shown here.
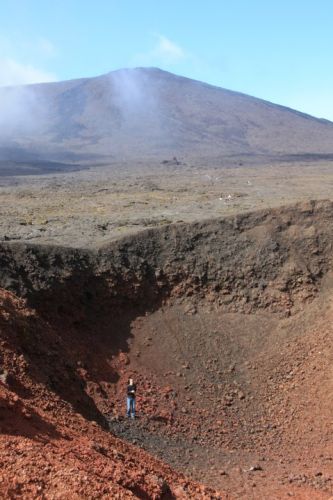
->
[0,200,332,316]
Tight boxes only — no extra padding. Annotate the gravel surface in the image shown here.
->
[0,161,333,248]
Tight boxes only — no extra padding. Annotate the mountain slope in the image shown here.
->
[1,67,333,164]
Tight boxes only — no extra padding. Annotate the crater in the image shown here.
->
[1,199,333,498]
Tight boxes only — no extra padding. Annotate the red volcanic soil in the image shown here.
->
[0,289,224,499]
[107,291,333,499]
[1,288,333,500]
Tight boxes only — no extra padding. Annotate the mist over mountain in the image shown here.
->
[1,67,333,168]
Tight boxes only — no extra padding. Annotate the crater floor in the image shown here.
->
[108,297,333,499]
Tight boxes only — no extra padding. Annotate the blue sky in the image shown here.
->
[1,0,333,119]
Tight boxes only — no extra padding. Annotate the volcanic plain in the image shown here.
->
[1,159,333,248]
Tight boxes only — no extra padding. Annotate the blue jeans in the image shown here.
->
[126,396,135,417]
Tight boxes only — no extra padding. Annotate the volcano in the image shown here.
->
[1,68,333,169]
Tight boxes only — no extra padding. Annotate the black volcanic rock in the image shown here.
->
[1,67,333,165]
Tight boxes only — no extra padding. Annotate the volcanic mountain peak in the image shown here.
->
[1,67,333,167]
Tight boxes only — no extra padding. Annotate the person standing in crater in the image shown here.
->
[126,378,136,418]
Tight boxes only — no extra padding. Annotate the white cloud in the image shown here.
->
[0,57,56,87]
[153,35,186,63]
[133,35,187,66]
[0,34,57,87]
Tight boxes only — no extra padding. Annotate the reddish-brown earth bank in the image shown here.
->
[1,200,333,499]
[0,289,223,499]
